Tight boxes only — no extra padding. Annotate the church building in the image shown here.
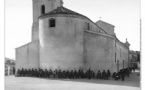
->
[16,0,130,73]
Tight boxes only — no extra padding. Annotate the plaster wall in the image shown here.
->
[84,32,115,73]
[39,16,84,70]
[16,44,28,70]
[115,41,129,70]
[16,41,39,71]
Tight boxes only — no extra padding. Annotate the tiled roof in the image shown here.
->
[39,6,87,18]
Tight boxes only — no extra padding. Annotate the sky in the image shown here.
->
[5,0,140,59]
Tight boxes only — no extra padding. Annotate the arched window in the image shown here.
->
[41,5,45,15]
[85,22,90,30]
[49,18,56,27]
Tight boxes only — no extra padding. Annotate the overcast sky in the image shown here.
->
[5,0,140,59]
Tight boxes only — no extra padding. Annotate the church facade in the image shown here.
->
[16,0,130,73]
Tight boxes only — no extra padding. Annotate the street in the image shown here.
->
[5,72,140,90]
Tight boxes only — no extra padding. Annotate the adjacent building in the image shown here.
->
[5,58,15,76]
[129,51,140,68]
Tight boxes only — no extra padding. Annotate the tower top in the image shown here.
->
[60,0,63,6]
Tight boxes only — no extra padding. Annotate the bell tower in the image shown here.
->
[32,0,63,41]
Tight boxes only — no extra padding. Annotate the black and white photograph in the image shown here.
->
[4,0,141,90]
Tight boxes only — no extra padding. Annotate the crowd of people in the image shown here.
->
[112,68,131,81]
[16,68,111,80]
[16,67,135,81]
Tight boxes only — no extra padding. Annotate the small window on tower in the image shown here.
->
[49,18,56,27]
[41,5,45,15]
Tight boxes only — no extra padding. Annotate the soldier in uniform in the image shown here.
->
[42,69,44,78]
[102,70,107,79]
[74,69,77,79]
[48,69,52,78]
[87,69,91,79]
[28,69,31,76]
[39,69,41,77]
[44,69,47,78]
[85,69,88,79]
[70,70,73,79]
[126,68,130,77]
[13,67,15,75]
[65,70,68,79]
[62,70,64,79]
[21,68,24,76]
[38,68,41,77]
[17,69,20,77]
[81,69,84,79]
[120,70,125,81]
[96,70,101,79]
[58,69,60,78]
[24,69,27,77]
[34,69,37,77]
[78,69,81,79]
[75,70,78,79]
[58,69,62,78]
[31,68,33,77]
[107,70,111,80]
[91,70,95,79]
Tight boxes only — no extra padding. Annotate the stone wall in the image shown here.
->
[16,40,39,71]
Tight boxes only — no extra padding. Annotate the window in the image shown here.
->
[49,18,55,27]
[123,60,124,69]
[115,41,116,48]
[87,23,90,30]
[120,49,121,57]
[41,5,45,15]
[115,53,116,62]
[85,22,90,30]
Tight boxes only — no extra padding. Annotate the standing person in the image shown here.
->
[87,69,91,79]
[58,69,61,78]
[21,68,24,76]
[55,69,57,78]
[133,67,135,72]
[13,67,15,75]
[107,70,111,80]
[126,68,130,77]
[66,70,69,79]
[62,70,65,78]
[34,69,38,77]
[17,69,20,77]
[93,70,95,79]
[28,69,31,77]
[97,70,101,79]
[102,70,105,79]
[24,69,27,77]
[121,70,125,81]
[44,69,47,78]
[71,70,74,79]
[74,70,77,79]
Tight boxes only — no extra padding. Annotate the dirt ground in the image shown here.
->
[5,71,140,90]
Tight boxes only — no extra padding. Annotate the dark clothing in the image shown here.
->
[102,71,107,79]
[107,70,111,80]
[97,71,101,79]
